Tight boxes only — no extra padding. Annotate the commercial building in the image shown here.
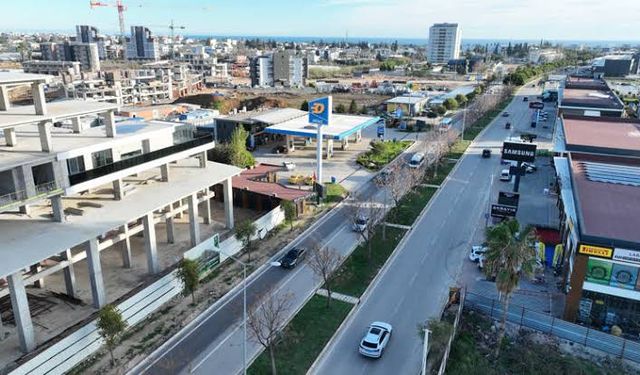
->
[385,95,429,116]
[250,51,308,88]
[0,71,241,356]
[126,26,160,61]
[592,54,640,78]
[75,25,107,60]
[427,23,461,64]
[554,114,640,337]
[558,78,625,117]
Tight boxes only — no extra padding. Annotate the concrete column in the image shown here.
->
[0,85,10,111]
[112,179,123,200]
[37,121,52,152]
[160,164,170,182]
[50,195,65,222]
[143,213,160,274]
[3,128,17,146]
[286,135,295,152]
[199,151,207,168]
[104,110,116,138]
[71,117,83,133]
[60,249,77,298]
[341,137,349,151]
[222,178,234,229]
[326,139,334,159]
[188,194,200,247]
[82,153,94,171]
[121,225,132,268]
[202,194,212,225]
[142,139,151,154]
[29,264,45,288]
[7,272,35,353]
[175,199,184,219]
[86,238,106,309]
[165,206,175,244]
[31,83,47,116]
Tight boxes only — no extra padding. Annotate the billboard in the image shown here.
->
[501,142,537,163]
[491,204,517,218]
[308,96,332,125]
[578,244,613,259]
[498,191,520,207]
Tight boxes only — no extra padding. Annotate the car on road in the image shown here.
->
[279,247,306,269]
[469,245,488,262]
[352,214,368,232]
[502,112,509,117]
[408,152,425,169]
[505,122,511,129]
[500,169,511,181]
[482,149,491,158]
[359,322,393,358]
[523,97,529,102]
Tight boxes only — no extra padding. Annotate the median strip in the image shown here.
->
[315,289,359,305]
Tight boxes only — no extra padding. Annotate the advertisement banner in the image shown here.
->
[578,244,613,259]
[586,258,613,285]
[613,248,640,265]
[491,204,517,217]
[501,142,537,163]
[197,250,221,280]
[609,263,639,290]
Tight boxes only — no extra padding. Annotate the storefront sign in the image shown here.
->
[491,204,517,218]
[578,244,613,259]
[501,142,537,163]
[613,248,640,265]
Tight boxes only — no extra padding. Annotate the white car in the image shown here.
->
[359,322,393,358]
[500,169,511,181]
[469,245,488,262]
[352,215,368,233]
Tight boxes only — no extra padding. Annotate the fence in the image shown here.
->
[465,291,640,363]
[437,291,465,375]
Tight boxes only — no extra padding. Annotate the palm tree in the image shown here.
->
[483,219,537,357]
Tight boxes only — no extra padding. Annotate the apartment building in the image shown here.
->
[0,71,241,357]
[427,23,462,64]
[178,47,229,79]
[38,41,101,72]
[126,26,160,61]
[23,60,81,77]
[250,51,308,88]
[75,25,107,60]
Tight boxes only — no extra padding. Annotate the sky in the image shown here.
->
[2,0,640,41]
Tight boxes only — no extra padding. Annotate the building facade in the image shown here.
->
[126,26,160,61]
[75,25,107,60]
[427,23,462,64]
[250,51,308,88]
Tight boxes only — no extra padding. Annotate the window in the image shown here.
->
[92,149,113,168]
[66,156,86,175]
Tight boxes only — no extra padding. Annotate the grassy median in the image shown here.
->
[462,96,513,141]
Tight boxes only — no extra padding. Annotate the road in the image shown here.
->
[312,83,544,374]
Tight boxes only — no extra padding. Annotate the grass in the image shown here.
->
[447,139,472,159]
[332,227,406,297]
[388,186,437,226]
[324,182,348,203]
[463,96,514,141]
[356,140,412,170]
[424,160,457,186]
[248,295,353,375]
[446,311,633,375]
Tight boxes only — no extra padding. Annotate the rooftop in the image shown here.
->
[233,163,312,201]
[560,87,623,111]
[0,100,119,130]
[0,158,242,278]
[562,115,640,157]
[386,96,428,105]
[221,108,306,125]
[570,153,640,246]
[0,71,52,86]
[264,114,380,140]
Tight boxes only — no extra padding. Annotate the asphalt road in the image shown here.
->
[312,84,544,374]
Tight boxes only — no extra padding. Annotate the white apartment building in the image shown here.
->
[0,71,241,358]
[250,51,308,88]
[427,23,462,64]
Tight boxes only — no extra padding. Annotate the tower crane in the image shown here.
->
[89,0,127,39]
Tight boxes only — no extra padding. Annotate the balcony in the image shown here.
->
[68,134,214,186]
[0,190,27,210]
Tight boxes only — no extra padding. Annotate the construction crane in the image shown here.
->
[89,0,127,39]
[149,20,186,59]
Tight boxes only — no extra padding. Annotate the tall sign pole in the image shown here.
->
[308,96,332,196]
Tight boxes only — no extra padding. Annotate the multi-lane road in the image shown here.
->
[312,83,544,374]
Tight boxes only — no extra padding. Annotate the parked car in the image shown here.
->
[359,322,393,358]
[505,122,511,129]
[272,145,288,154]
[500,169,511,181]
[279,247,306,269]
[469,245,488,262]
[482,149,491,158]
[522,162,537,173]
[352,214,368,232]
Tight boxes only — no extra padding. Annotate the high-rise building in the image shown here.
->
[76,25,107,60]
[126,26,160,61]
[38,41,100,72]
[250,51,308,88]
[427,23,462,64]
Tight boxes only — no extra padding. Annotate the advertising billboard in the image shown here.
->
[501,142,537,163]
[578,244,613,259]
[491,204,517,218]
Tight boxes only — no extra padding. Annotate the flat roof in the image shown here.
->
[0,100,119,130]
[0,71,52,86]
[560,87,623,111]
[0,158,242,278]
[570,153,640,246]
[263,114,380,140]
[562,115,640,157]
[386,96,428,105]
[221,108,306,125]
[0,118,176,171]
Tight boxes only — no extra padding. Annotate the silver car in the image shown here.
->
[359,321,393,358]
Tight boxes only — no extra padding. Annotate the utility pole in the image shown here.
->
[461,101,467,141]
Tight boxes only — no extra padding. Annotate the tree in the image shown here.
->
[360,105,368,115]
[307,244,343,307]
[229,126,255,168]
[235,219,257,261]
[443,98,459,111]
[335,103,347,113]
[348,99,358,114]
[281,200,296,231]
[483,219,537,357]
[455,94,468,106]
[346,193,386,263]
[177,258,200,304]
[247,291,292,375]
[435,105,447,115]
[96,304,127,366]
[300,100,309,111]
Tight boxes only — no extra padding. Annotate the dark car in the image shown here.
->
[272,145,288,154]
[502,112,509,117]
[482,149,491,158]
[505,122,511,129]
[279,247,306,269]
[523,97,529,102]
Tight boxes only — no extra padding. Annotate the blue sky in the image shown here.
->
[2,0,640,41]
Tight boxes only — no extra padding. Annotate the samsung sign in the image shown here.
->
[501,142,537,163]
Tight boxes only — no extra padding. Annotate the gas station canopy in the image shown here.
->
[264,114,381,140]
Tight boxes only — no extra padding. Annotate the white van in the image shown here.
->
[408,152,425,169]
[500,169,511,181]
